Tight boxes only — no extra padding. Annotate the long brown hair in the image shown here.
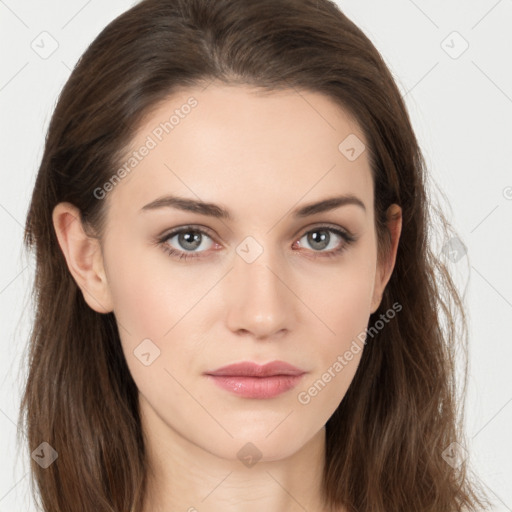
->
[19,0,490,510]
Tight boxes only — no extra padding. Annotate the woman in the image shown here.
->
[19,0,489,510]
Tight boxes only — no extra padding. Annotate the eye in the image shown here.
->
[158,227,216,261]
[157,224,356,261]
[293,225,356,258]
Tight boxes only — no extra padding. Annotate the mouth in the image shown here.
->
[204,361,307,399]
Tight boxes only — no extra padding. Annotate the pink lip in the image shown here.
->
[204,361,307,399]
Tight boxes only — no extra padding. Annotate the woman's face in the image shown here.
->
[57,83,400,462]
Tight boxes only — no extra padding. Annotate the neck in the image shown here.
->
[139,396,334,512]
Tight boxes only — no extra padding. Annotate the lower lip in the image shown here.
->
[206,374,305,399]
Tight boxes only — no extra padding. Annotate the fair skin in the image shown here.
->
[52,83,401,512]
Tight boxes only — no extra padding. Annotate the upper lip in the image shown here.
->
[205,361,306,377]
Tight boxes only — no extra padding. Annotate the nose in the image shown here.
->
[224,245,298,340]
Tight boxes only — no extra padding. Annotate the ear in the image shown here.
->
[370,203,402,314]
[52,202,113,314]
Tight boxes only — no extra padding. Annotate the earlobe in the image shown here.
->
[52,202,113,314]
[370,204,402,313]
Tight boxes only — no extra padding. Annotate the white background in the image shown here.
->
[1,0,511,510]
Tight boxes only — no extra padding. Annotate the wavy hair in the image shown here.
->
[19,0,489,510]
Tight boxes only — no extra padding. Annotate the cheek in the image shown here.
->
[105,251,203,408]
[316,275,373,333]
[106,261,166,338]
[302,250,377,339]
[298,249,376,393]
[317,281,371,375]
[104,241,219,377]
[294,270,373,423]
[105,237,200,336]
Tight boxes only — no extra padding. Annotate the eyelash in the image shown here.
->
[157,224,356,261]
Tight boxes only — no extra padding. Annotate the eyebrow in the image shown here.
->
[140,194,366,219]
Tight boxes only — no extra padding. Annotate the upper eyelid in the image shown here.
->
[161,225,216,243]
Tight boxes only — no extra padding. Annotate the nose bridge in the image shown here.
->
[224,238,296,338]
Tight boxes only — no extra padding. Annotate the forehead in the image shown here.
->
[105,83,374,222]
